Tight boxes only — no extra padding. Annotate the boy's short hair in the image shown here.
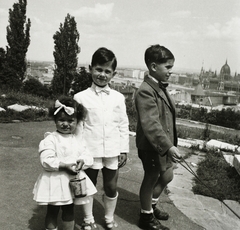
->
[91,47,117,71]
[49,96,87,122]
[144,44,175,68]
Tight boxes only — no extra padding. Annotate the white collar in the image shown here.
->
[92,83,110,95]
[148,75,159,84]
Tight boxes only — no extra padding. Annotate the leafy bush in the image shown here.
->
[192,150,240,202]
[0,108,49,122]
[125,98,137,131]
[0,90,53,108]
[69,67,92,96]
[0,89,53,122]
[177,104,240,130]
[22,78,51,98]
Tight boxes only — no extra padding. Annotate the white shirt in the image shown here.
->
[39,131,93,170]
[74,84,129,158]
[33,131,96,203]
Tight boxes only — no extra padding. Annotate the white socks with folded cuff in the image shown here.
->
[82,195,95,224]
[82,192,118,224]
[103,192,118,224]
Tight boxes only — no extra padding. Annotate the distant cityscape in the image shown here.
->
[25,60,240,109]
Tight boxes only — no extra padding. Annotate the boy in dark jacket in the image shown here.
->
[135,44,182,230]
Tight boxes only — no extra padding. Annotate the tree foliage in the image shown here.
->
[0,48,8,87]
[0,0,31,90]
[52,14,80,96]
[69,67,92,96]
[177,104,240,130]
[22,78,51,98]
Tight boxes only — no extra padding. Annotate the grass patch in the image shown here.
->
[192,150,240,203]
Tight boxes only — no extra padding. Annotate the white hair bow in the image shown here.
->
[54,100,75,115]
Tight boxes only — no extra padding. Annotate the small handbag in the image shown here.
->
[69,171,87,198]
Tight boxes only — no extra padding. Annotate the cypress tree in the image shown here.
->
[5,0,31,90]
[52,14,80,95]
[0,48,7,87]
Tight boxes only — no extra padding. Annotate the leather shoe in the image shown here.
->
[153,205,169,220]
[139,212,169,230]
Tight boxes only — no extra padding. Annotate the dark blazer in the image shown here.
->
[135,75,177,156]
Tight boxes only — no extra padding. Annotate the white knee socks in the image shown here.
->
[82,195,95,224]
[103,192,118,224]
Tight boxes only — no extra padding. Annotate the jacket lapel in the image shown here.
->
[144,76,172,110]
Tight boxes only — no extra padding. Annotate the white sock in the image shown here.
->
[141,209,153,214]
[152,197,159,206]
[103,192,118,223]
[82,195,95,223]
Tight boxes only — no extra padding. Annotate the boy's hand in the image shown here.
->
[76,159,84,171]
[168,146,182,163]
[118,153,127,168]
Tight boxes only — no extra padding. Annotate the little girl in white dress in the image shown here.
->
[33,97,97,230]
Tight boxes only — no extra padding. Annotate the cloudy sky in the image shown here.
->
[0,0,240,73]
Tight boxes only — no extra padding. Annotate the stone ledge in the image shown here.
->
[233,155,240,175]
[206,139,238,152]
[178,138,240,176]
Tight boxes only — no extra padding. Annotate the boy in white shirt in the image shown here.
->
[74,47,129,229]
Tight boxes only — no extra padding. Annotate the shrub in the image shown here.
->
[0,90,53,108]
[192,150,240,202]
[125,99,137,131]
[177,104,240,130]
[0,108,49,122]
[22,78,51,98]
[0,89,53,122]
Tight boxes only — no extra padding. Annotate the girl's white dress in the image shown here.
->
[33,131,97,205]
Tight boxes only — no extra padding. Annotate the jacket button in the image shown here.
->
[157,146,162,151]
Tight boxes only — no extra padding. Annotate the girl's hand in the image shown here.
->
[59,162,78,175]
[118,153,127,168]
[76,159,84,171]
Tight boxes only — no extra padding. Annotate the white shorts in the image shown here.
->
[91,157,119,170]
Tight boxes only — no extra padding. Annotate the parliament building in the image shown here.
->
[200,60,240,92]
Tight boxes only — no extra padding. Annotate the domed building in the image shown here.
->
[197,60,240,93]
[220,60,231,81]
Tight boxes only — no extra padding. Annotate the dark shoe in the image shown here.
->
[139,213,169,230]
[153,205,169,220]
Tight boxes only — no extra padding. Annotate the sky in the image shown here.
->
[0,0,240,74]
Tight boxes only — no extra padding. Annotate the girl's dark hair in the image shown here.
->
[144,44,175,68]
[91,47,117,71]
[49,96,87,122]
